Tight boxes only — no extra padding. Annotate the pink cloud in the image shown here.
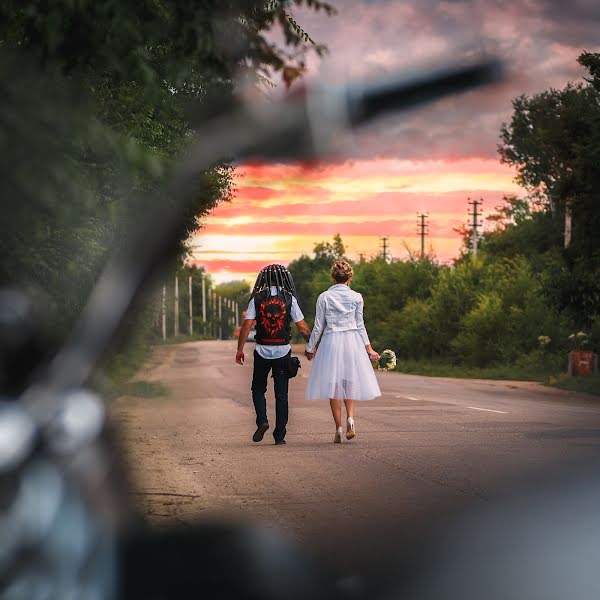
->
[238,157,518,180]
[234,186,280,200]
[189,259,278,274]
[202,219,433,237]
[269,0,600,162]
[193,1,600,279]
[210,188,510,221]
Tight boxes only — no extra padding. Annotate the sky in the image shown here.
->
[189,0,600,283]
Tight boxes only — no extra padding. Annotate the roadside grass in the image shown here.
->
[96,366,170,401]
[395,359,554,381]
[99,333,214,400]
[99,334,169,400]
[120,379,170,398]
[154,334,213,345]
[547,373,600,396]
[395,360,600,396]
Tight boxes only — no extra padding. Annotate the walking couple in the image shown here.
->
[235,261,381,445]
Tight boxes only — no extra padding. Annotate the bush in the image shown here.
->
[375,299,437,360]
[451,292,505,366]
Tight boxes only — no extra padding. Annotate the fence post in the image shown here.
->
[212,289,217,338]
[189,276,193,335]
[161,285,166,340]
[174,276,179,337]
[218,295,222,339]
[202,277,206,323]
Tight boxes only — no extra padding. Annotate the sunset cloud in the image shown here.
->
[190,1,600,282]
[193,157,519,281]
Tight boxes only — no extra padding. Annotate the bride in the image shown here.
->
[305,260,381,443]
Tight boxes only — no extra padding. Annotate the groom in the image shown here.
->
[236,264,311,445]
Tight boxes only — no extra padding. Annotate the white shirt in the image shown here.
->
[245,286,304,359]
[306,284,370,353]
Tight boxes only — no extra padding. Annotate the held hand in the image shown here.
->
[304,350,314,361]
[368,351,380,362]
[236,351,245,365]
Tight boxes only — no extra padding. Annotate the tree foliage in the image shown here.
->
[498,52,600,325]
[499,59,600,259]
[0,0,333,350]
[285,53,600,373]
[287,226,589,371]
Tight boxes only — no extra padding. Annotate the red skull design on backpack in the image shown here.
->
[259,298,287,337]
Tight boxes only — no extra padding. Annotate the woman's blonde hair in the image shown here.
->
[331,259,353,283]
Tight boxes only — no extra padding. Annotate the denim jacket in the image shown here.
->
[306,284,370,352]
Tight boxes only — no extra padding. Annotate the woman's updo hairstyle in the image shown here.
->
[331,260,354,283]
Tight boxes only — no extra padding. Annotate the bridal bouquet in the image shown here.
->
[378,349,397,371]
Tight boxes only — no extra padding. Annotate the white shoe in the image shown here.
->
[334,427,343,443]
[346,417,355,440]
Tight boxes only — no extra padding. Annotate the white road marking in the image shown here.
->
[393,395,507,414]
[394,394,420,401]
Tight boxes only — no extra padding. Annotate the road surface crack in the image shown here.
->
[130,491,206,500]
[362,449,488,501]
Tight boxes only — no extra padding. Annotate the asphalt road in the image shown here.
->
[111,340,600,583]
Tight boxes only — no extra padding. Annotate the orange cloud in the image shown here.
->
[191,157,520,282]
[189,259,276,274]
[208,189,511,222]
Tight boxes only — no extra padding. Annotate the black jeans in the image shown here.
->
[251,349,290,443]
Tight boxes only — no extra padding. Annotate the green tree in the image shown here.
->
[579,52,600,92]
[287,234,347,323]
[499,83,600,219]
[498,53,600,325]
[211,280,250,339]
[313,233,346,265]
[480,196,563,263]
[216,280,251,304]
[0,0,334,352]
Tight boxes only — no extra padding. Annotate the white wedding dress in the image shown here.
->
[305,284,381,401]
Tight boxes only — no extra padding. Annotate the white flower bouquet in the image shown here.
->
[378,349,397,371]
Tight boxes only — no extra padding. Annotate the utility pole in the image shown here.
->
[161,285,166,340]
[188,276,193,335]
[201,277,206,323]
[212,290,217,338]
[174,276,179,337]
[417,213,429,260]
[218,295,222,340]
[468,198,483,257]
[209,288,213,337]
[206,287,210,335]
[225,298,230,336]
[380,237,389,262]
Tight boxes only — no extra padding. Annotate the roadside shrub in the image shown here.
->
[451,292,505,366]
[376,299,437,360]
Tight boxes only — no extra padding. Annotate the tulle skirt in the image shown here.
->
[305,330,382,400]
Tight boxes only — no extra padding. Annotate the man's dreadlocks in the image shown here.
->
[251,264,297,300]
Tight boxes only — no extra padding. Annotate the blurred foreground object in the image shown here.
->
[0,50,504,599]
[388,464,600,600]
